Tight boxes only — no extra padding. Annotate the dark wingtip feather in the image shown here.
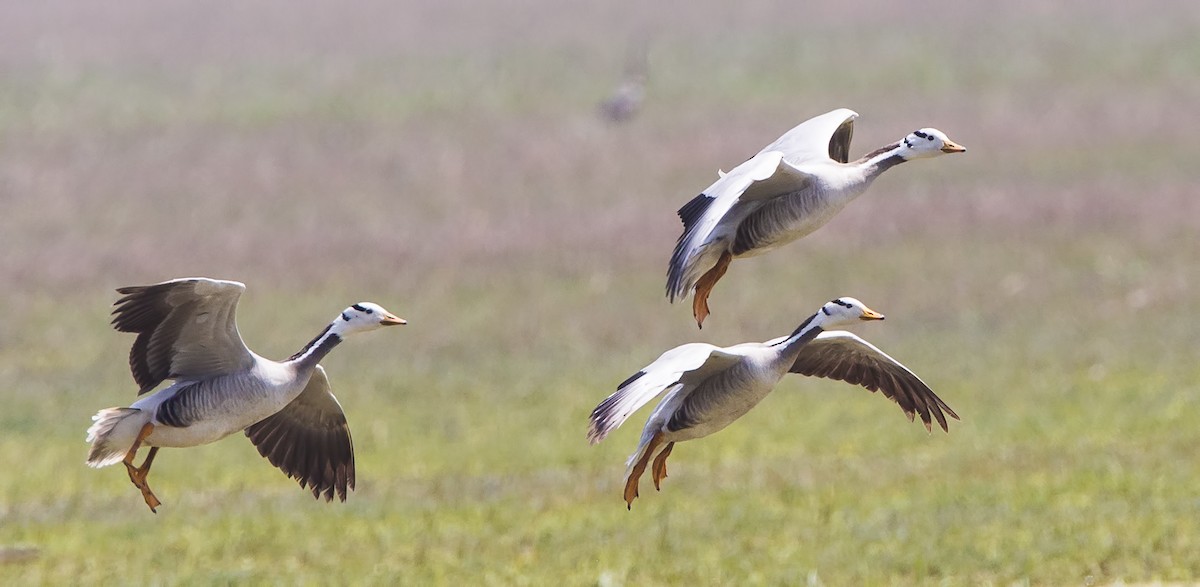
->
[666,193,716,302]
[587,371,644,444]
[931,404,949,433]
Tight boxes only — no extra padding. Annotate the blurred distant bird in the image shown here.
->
[86,278,406,512]
[598,40,649,123]
[598,75,645,123]
[666,109,966,327]
[587,297,957,509]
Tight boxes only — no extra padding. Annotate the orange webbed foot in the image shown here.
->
[691,252,732,328]
[122,426,162,513]
[651,442,674,491]
[623,432,664,509]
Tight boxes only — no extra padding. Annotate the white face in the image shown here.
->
[817,297,885,326]
[900,128,966,159]
[336,302,406,334]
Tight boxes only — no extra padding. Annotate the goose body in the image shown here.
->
[587,297,958,508]
[123,358,302,449]
[667,109,966,327]
[85,278,406,511]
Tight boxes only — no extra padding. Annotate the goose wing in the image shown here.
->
[759,108,858,165]
[788,331,959,432]
[588,343,743,443]
[666,151,817,301]
[244,365,355,502]
[111,278,255,395]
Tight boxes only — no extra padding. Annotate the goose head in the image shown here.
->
[333,302,406,336]
[898,128,966,160]
[816,297,885,327]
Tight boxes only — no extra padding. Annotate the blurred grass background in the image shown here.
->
[2,0,1199,584]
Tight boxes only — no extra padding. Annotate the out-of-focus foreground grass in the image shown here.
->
[2,1,1199,584]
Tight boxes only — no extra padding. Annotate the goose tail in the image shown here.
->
[85,407,150,468]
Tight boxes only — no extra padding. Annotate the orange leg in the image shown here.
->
[623,431,664,510]
[122,423,162,513]
[692,251,733,328]
[651,442,675,491]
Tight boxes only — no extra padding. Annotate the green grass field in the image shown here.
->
[3,1,1199,584]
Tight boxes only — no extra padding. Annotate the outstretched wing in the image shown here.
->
[789,331,959,432]
[111,278,254,394]
[244,365,356,502]
[587,343,743,443]
[758,108,857,165]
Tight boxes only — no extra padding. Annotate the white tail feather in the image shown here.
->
[85,408,149,468]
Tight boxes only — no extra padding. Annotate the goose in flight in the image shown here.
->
[85,278,406,512]
[666,109,966,327]
[598,37,649,123]
[587,297,958,509]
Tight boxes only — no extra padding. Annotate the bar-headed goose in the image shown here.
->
[587,297,958,509]
[85,278,406,512]
[667,109,966,327]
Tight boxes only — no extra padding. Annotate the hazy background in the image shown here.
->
[2,0,1199,584]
